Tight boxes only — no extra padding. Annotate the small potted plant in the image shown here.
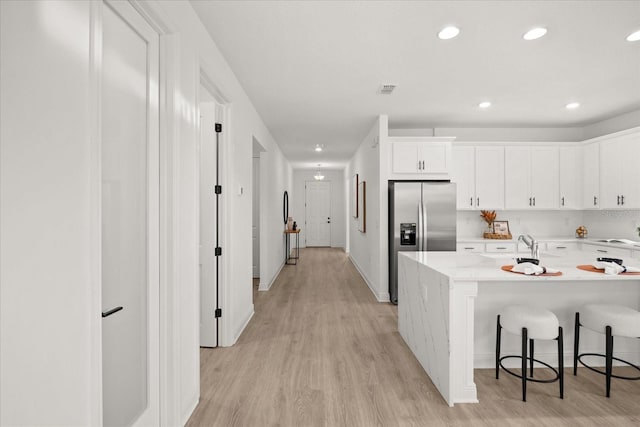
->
[480,210,496,235]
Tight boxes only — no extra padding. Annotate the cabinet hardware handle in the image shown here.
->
[422,160,425,170]
[597,249,607,253]
[533,197,535,206]
[621,195,625,205]
[470,197,473,206]
[529,197,532,206]
[594,196,598,206]
[417,161,421,171]
[497,247,507,250]
[102,306,123,318]
[617,195,620,205]
[556,246,566,249]
[464,247,474,250]
[477,197,479,206]
[561,197,565,206]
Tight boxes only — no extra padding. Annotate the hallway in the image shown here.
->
[188,248,640,426]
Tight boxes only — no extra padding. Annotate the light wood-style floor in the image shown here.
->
[187,248,640,426]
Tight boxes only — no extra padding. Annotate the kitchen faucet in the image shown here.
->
[518,234,540,259]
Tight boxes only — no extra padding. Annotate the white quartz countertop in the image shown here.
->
[400,250,640,282]
[457,236,640,250]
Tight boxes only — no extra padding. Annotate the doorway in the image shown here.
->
[305,181,331,247]
[100,1,160,425]
[252,138,266,286]
[198,87,225,348]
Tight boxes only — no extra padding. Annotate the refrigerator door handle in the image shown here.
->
[418,202,426,251]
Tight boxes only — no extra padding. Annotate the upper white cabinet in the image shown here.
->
[559,145,583,209]
[451,145,505,210]
[505,146,559,209]
[452,146,475,209]
[389,137,453,179]
[599,133,640,209]
[475,146,505,209]
[582,142,600,209]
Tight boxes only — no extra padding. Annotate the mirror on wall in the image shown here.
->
[283,190,289,224]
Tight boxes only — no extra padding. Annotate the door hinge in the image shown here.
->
[215,308,222,318]
[215,247,222,256]
[215,185,222,194]
[215,123,222,133]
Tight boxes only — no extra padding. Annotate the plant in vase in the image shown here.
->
[480,210,496,234]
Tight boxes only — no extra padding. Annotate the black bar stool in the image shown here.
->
[496,305,564,401]
[574,304,640,397]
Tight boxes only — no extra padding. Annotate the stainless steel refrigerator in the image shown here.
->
[388,181,456,304]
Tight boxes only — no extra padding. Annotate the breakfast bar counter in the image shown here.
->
[397,250,640,406]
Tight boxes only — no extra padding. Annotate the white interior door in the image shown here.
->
[305,181,331,247]
[252,156,260,278]
[199,101,218,348]
[101,1,159,426]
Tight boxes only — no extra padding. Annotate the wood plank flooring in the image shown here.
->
[187,248,640,426]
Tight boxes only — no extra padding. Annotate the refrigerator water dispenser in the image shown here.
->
[400,223,416,245]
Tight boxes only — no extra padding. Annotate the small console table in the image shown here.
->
[284,229,301,265]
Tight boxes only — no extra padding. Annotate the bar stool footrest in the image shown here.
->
[499,355,560,384]
[577,353,640,380]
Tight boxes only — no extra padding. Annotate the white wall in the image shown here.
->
[345,117,389,301]
[0,1,293,425]
[1,1,97,424]
[292,169,346,249]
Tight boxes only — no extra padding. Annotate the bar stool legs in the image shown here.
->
[574,306,640,398]
[496,313,563,402]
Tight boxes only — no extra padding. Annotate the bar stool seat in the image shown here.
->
[497,305,564,402]
[580,304,640,338]
[574,304,640,398]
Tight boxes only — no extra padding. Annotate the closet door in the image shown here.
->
[101,1,159,426]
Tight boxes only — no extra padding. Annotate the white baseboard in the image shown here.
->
[258,261,284,291]
[181,395,199,427]
[227,305,254,346]
[348,254,390,302]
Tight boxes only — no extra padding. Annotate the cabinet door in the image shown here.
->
[559,146,582,209]
[391,142,420,173]
[475,146,505,209]
[419,142,451,174]
[599,139,620,209]
[530,146,559,209]
[619,134,640,208]
[504,146,531,209]
[452,146,475,210]
[582,142,600,209]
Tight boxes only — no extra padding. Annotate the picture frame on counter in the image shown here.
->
[493,220,510,236]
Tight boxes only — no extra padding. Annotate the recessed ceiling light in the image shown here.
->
[627,29,640,41]
[566,102,580,109]
[314,144,323,152]
[438,26,460,40]
[478,101,492,109]
[523,27,547,40]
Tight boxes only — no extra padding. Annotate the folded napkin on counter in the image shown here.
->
[511,262,560,275]
[593,261,640,275]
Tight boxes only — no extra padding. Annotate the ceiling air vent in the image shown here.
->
[378,84,397,95]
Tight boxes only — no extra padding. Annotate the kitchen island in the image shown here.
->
[398,250,640,406]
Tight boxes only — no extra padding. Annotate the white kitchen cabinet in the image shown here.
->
[599,132,640,209]
[485,242,516,253]
[582,142,600,209]
[475,146,505,209]
[581,243,632,259]
[456,242,484,253]
[452,146,475,210]
[546,241,578,251]
[390,137,453,178]
[505,146,559,209]
[559,146,583,209]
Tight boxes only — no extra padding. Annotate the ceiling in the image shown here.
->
[191,1,640,168]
